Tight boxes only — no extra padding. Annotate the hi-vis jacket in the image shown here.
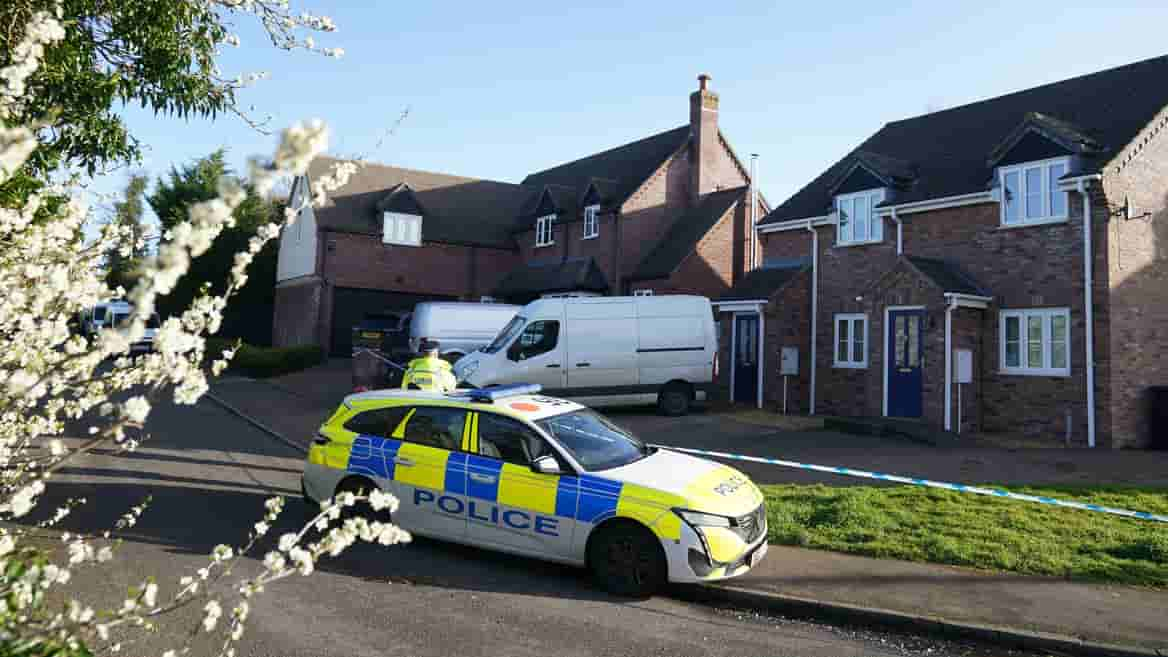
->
[402,356,457,392]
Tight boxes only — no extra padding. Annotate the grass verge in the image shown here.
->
[760,483,1168,588]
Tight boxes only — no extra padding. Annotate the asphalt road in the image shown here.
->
[41,396,1039,657]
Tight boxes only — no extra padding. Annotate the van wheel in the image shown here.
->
[587,522,667,598]
[658,383,691,416]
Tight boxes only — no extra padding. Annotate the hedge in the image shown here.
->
[206,338,324,378]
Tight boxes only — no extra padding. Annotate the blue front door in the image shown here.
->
[887,309,924,418]
[733,314,760,404]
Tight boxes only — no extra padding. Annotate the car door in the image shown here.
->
[464,411,577,558]
[341,404,412,487]
[389,405,470,541]
[502,319,566,392]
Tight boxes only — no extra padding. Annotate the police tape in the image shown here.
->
[353,348,407,372]
[653,445,1168,524]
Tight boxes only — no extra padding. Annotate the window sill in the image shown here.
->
[834,239,885,248]
[997,217,1069,230]
[998,369,1070,378]
[833,362,868,369]
[582,234,598,241]
[535,242,555,248]
[383,241,421,247]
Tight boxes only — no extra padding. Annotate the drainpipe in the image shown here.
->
[750,154,759,271]
[806,220,818,415]
[944,295,957,431]
[891,208,903,256]
[1077,178,1099,448]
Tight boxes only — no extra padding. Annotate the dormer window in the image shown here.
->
[836,189,885,246]
[582,205,600,239]
[535,214,555,247]
[999,158,1068,227]
[383,212,421,246]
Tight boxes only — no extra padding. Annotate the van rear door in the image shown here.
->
[564,299,637,391]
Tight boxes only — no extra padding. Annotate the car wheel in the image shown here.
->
[587,522,667,598]
[333,477,391,523]
[657,382,691,416]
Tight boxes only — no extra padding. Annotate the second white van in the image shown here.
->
[452,295,716,415]
[407,302,521,361]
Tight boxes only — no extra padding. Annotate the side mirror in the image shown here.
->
[530,455,561,475]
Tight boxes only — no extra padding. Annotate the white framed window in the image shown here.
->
[836,188,885,246]
[535,214,555,247]
[633,289,653,297]
[583,205,600,239]
[382,212,422,246]
[999,158,1069,227]
[1000,308,1070,376]
[834,313,868,368]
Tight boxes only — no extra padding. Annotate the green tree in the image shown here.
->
[103,173,150,291]
[148,150,278,345]
[0,0,336,182]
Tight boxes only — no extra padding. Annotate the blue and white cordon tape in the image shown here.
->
[654,445,1168,524]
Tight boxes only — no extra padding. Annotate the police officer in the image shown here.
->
[401,338,458,392]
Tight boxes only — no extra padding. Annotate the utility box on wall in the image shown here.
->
[955,349,973,384]
[780,346,799,376]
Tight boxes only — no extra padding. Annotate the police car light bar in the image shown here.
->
[462,383,543,403]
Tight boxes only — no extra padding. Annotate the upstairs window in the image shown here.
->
[383,212,422,246]
[836,189,885,246]
[583,205,600,239]
[535,214,555,247]
[1000,308,1070,376]
[999,158,1069,227]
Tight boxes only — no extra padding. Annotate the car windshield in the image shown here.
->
[482,315,526,353]
[536,409,650,471]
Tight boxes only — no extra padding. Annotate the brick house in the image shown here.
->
[275,75,767,356]
[716,55,1168,448]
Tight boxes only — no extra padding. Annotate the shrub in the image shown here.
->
[207,338,324,378]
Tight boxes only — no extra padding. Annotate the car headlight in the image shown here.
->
[457,360,479,380]
[673,508,733,528]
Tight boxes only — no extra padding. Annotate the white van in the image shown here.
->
[80,300,160,353]
[408,302,521,361]
[452,295,716,415]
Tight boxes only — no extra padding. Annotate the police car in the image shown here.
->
[301,384,767,596]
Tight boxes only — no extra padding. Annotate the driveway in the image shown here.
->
[39,393,1032,657]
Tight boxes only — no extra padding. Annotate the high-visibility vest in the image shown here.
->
[401,356,457,392]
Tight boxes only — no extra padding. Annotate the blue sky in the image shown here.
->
[91,0,1168,220]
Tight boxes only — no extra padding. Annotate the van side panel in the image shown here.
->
[635,297,714,389]
[565,300,637,389]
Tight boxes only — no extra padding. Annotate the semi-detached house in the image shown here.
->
[717,55,1168,448]
[275,75,767,357]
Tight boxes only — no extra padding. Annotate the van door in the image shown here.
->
[565,301,637,392]
[502,318,566,390]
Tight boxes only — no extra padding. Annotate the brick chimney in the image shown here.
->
[689,73,719,201]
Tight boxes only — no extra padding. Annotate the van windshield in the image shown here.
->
[482,316,526,353]
[536,410,650,471]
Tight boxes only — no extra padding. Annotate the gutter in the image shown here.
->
[876,191,995,217]
[944,296,957,432]
[1075,175,1103,448]
[891,208,903,255]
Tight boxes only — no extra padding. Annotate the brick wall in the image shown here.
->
[762,272,812,413]
[759,193,1100,445]
[619,152,691,283]
[321,231,520,300]
[1103,107,1168,447]
[273,276,322,347]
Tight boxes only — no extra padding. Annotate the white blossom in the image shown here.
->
[202,600,222,632]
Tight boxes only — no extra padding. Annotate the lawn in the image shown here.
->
[760,483,1168,588]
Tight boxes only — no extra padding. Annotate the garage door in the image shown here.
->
[330,287,453,357]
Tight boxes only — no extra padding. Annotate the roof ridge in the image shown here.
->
[888,54,1168,125]
[524,124,689,180]
[310,155,523,189]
